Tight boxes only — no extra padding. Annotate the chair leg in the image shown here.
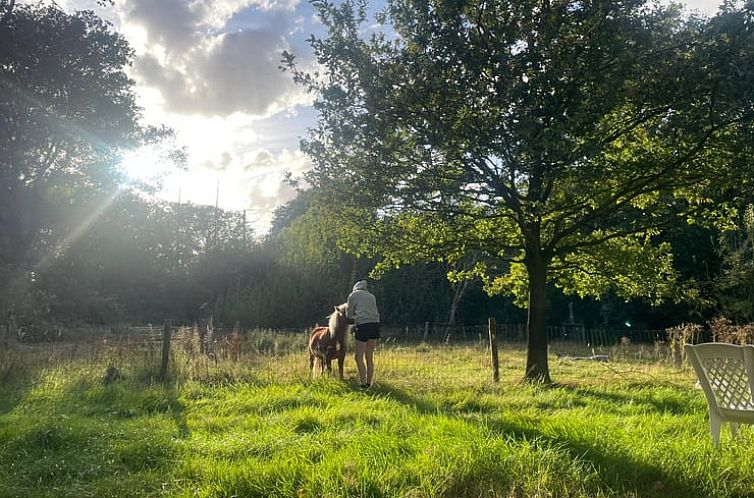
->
[710,411,722,447]
[730,422,739,438]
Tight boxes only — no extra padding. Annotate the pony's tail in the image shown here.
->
[312,356,323,378]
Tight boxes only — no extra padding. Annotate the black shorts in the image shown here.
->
[354,322,380,342]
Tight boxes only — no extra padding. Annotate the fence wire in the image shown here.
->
[1,321,669,347]
[0,321,682,385]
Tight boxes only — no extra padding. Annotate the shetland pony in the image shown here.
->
[308,303,349,379]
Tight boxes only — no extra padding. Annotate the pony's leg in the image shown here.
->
[337,354,344,380]
[326,358,333,376]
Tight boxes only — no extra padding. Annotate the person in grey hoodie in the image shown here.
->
[346,280,380,388]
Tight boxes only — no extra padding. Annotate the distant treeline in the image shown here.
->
[0,184,746,331]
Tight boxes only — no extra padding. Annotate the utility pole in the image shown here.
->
[213,178,219,250]
[242,209,247,246]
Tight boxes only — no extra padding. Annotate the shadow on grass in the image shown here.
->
[0,377,189,495]
[372,381,708,498]
[485,416,702,498]
[0,350,54,415]
[0,383,35,416]
[41,371,194,441]
[553,383,701,416]
[163,384,190,439]
[360,381,439,413]
[368,380,697,418]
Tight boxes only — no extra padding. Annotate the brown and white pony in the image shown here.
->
[308,303,349,379]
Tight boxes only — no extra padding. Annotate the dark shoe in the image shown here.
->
[360,384,369,389]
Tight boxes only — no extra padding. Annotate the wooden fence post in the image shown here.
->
[489,317,499,383]
[159,319,172,382]
[673,341,683,368]
[423,321,429,342]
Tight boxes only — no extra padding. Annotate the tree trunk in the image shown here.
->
[525,252,551,383]
[347,255,357,295]
[447,279,468,325]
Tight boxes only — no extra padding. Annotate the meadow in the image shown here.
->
[0,333,752,498]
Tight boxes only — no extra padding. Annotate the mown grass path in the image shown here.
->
[1,343,752,497]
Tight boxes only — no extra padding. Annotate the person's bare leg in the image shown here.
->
[354,340,367,385]
[365,339,377,386]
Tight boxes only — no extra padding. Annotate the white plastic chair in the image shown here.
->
[685,343,754,446]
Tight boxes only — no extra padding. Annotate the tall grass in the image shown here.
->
[0,335,752,497]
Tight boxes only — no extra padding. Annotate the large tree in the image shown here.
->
[287,0,754,381]
[0,4,156,321]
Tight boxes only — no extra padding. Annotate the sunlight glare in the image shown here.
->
[120,145,166,181]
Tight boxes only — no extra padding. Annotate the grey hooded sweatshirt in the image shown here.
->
[346,280,380,325]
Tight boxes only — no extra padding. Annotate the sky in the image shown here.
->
[33,0,726,233]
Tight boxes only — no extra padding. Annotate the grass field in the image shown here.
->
[0,336,752,498]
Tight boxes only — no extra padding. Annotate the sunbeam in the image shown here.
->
[34,188,124,272]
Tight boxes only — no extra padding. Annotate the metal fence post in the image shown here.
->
[489,317,499,383]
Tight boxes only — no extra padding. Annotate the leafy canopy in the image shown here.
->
[287,0,754,307]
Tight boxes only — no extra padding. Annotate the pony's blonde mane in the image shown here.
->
[328,303,348,338]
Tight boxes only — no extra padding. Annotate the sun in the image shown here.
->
[119,145,167,181]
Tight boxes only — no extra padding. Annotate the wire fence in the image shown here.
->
[380,322,667,346]
[0,319,696,387]
[1,320,668,348]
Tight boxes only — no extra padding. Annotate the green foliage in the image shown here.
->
[715,204,754,321]
[280,204,348,268]
[554,236,681,304]
[3,192,257,325]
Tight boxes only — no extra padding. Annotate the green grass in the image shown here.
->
[1,339,752,497]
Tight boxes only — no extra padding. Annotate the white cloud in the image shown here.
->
[678,0,724,15]
[121,0,201,51]
[201,0,300,27]
[244,148,308,213]
[117,0,309,118]
[247,149,275,169]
